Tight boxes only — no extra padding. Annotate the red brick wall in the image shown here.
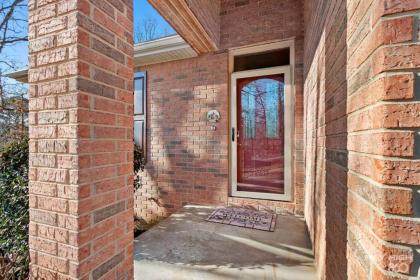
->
[28,0,134,278]
[135,0,305,223]
[304,0,420,279]
[303,1,348,278]
[135,53,229,223]
[346,1,420,279]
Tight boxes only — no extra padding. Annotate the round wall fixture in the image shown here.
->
[207,110,221,130]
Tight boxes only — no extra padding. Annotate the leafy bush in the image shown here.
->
[133,144,145,191]
[133,144,148,236]
[0,137,29,279]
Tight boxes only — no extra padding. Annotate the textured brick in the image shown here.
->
[37,168,68,183]
[92,67,126,89]
[349,173,412,215]
[38,80,67,96]
[29,65,57,82]
[29,125,56,139]
[78,44,116,72]
[57,0,78,15]
[30,209,57,226]
[29,36,55,53]
[38,139,68,153]
[37,197,68,213]
[57,61,79,77]
[93,201,126,224]
[348,131,414,157]
[94,98,125,114]
[347,74,415,114]
[37,17,67,36]
[38,111,68,124]
[91,0,116,19]
[373,45,420,74]
[91,251,124,280]
[37,48,67,66]
[94,176,126,194]
[30,153,56,167]
[373,216,420,245]
[37,252,68,274]
[56,29,78,46]
[91,38,125,64]
[29,96,57,111]
[29,4,56,23]
[36,224,67,245]
[77,13,115,45]
[93,7,125,36]
[372,0,420,25]
[29,181,57,197]
[94,127,125,139]
[77,78,116,99]
[91,152,124,166]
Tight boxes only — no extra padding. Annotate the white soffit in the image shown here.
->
[134,35,197,66]
[6,35,197,83]
[5,69,28,83]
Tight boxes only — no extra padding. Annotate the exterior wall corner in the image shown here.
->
[28,0,134,278]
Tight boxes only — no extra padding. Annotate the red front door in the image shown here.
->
[236,74,285,195]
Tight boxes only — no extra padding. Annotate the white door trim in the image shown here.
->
[230,66,293,201]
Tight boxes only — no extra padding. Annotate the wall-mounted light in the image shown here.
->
[207,110,221,130]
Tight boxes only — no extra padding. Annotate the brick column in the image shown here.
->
[28,0,134,279]
[347,0,420,279]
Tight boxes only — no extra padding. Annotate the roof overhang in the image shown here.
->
[6,35,197,83]
[134,34,197,66]
[5,69,28,83]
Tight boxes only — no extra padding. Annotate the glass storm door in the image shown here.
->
[231,67,292,201]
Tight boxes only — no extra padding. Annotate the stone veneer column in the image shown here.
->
[28,0,134,279]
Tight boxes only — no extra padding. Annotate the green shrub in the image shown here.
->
[133,144,145,191]
[0,137,29,279]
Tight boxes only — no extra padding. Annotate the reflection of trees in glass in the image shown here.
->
[240,78,284,139]
[241,85,256,138]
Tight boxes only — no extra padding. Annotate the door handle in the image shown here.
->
[231,127,235,142]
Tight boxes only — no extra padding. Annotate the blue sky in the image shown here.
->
[1,0,28,70]
[134,0,175,39]
[0,0,175,70]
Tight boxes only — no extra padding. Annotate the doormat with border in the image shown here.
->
[205,207,276,232]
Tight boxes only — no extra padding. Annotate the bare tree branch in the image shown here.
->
[0,0,28,144]
[0,0,27,53]
[134,17,175,43]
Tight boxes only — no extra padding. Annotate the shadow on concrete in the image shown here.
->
[133,205,316,280]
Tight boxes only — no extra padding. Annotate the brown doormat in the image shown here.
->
[205,207,276,232]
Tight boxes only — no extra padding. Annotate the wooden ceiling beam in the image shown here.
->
[148,0,218,54]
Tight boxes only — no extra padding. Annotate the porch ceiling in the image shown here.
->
[148,0,219,54]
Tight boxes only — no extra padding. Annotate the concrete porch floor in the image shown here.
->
[134,205,317,280]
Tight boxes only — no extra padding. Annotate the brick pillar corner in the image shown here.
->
[28,0,134,279]
[346,0,420,279]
